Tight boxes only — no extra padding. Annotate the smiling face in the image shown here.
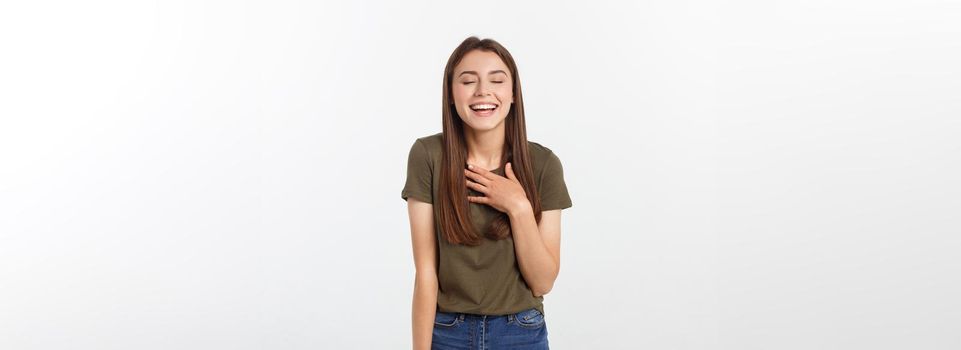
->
[451,49,514,131]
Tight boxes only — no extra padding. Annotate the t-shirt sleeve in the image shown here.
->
[401,139,433,204]
[539,151,573,211]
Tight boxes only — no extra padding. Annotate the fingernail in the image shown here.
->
[467,164,474,169]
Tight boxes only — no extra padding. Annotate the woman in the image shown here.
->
[402,36,573,350]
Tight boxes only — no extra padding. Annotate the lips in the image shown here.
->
[469,103,498,117]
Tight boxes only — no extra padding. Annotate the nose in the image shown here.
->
[473,81,493,96]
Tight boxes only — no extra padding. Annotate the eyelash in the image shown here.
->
[462,81,504,85]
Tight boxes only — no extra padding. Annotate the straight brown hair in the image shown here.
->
[437,36,543,246]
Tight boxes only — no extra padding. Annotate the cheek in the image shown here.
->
[497,86,513,103]
[452,86,471,104]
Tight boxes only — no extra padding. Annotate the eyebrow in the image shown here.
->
[457,70,508,77]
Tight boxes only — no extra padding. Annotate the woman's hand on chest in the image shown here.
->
[464,162,532,216]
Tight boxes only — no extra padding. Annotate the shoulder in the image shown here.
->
[408,132,443,160]
[526,140,562,171]
[413,132,443,155]
[526,139,554,157]
[526,139,572,210]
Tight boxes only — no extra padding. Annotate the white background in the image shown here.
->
[1,0,959,349]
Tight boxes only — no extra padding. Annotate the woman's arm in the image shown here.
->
[407,198,438,350]
[462,162,564,297]
[508,207,563,296]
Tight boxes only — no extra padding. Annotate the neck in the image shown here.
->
[463,123,506,170]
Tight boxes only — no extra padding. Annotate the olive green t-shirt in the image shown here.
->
[401,132,573,317]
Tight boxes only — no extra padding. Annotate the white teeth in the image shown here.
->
[470,104,497,110]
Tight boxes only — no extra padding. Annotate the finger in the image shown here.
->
[467,195,489,204]
[467,163,495,180]
[505,162,516,180]
[465,179,487,193]
[465,167,492,185]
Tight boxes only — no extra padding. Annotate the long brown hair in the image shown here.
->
[437,36,543,246]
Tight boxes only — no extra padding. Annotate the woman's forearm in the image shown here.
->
[412,273,438,350]
[508,205,559,296]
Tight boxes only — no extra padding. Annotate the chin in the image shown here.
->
[462,117,507,131]
[464,121,500,131]
[456,111,501,129]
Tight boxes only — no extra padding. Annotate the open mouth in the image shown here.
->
[469,103,498,117]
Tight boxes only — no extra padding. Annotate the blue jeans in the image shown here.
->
[431,307,549,350]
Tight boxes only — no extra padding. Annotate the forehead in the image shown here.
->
[454,50,510,76]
